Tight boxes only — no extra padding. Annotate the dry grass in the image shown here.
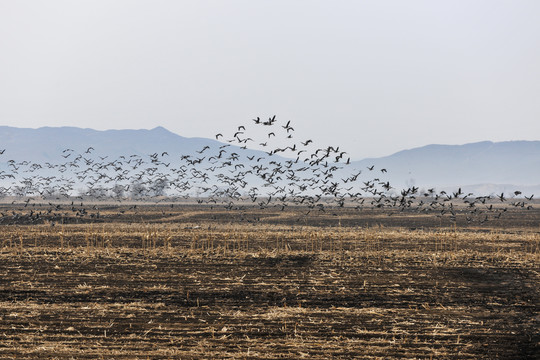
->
[0,206,538,359]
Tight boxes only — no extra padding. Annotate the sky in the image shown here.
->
[1,0,539,159]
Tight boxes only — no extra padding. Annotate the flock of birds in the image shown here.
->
[0,116,534,225]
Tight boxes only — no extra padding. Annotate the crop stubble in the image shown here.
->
[0,206,538,359]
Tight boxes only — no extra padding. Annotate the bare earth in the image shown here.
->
[0,205,538,359]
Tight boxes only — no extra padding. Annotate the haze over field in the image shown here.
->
[1,125,539,195]
[1,1,540,159]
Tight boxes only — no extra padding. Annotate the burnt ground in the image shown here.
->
[0,205,538,359]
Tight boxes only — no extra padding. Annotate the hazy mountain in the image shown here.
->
[0,125,226,162]
[348,141,540,193]
[1,126,539,194]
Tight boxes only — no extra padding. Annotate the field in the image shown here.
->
[0,205,538,359]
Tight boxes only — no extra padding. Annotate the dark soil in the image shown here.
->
[0,205,538,359]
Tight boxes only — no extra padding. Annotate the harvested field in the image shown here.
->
[0,205,538,359]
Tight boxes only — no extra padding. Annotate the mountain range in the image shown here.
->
[348,141,540,194]
[1,125,539,194]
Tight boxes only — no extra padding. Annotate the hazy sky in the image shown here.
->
[1,1,539,159]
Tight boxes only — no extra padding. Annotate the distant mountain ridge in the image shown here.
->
[349,140,540,192]
[1,126,539,194]
[0,125,221,161]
